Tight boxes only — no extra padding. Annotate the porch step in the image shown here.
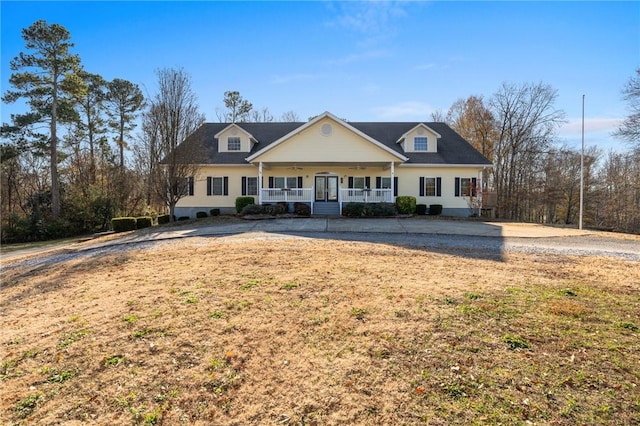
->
[313,202,340,216]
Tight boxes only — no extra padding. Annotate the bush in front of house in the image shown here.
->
[395,196,416,214]
[294,202,311,216]
[416,204,427,215]
[136,216,153,229]
[428,204,443,215]
[177,216,190,221]
[342,202,365,217]
[241,204,267,216]
[266,203,287,215]
[235,196,255,213]
[111,217,137,233]
[209,208,220,216]
[157,214,171,225]
[196,211,208,219]
[343,202,396,217]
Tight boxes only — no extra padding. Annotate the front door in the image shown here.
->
[315,176,338,202]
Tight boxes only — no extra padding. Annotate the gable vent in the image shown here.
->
[321,123,333,136]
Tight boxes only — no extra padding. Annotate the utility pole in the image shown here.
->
[579,94,585,230]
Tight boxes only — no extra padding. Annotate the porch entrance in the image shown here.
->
[314,175,340,215]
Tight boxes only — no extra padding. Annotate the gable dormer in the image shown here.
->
[396,123,441,153]
[215,124,258,153]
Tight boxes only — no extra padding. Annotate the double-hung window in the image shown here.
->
[419,177,441,197]
[455,177,477,197]
[207,176,229,196]
[272,177,299,189]
[227,137,241,151]
[414,137,428,151]
[242,176,258,196]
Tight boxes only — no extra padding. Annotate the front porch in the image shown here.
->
[260,187,394,215]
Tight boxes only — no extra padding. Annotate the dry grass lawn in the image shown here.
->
[1,233,639,425]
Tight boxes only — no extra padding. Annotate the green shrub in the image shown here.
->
[429,204,443,215]
[395,196,416,214]
[342,202,365,217]
[241,204,267,215]
[196,211,208,219]
[294,202,311,216]
[157,214,170,224]
[135,216,153,229]
[111,217,137,232]
[177,216,190,221]
[267,203,287,215]
[416,204,427,215]
[209,208,220,217]
[369,203,397,216]
[235,196,255,213]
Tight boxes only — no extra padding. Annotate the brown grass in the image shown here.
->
[1,235,639,425]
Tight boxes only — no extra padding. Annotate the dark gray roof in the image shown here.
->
[171,121,492,166]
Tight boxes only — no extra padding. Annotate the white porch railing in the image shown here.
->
[261,188,313,203]
[340,188,393,203]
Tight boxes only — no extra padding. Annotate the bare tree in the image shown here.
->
[249,107,274,123]
[613,68,640,152]
[142,68,205,219]
[281,110,300,122]
[490,82,566,220]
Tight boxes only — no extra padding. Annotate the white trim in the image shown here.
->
[214,123,257,143]
[398,163,493,168]
[395,123,441,144]
[246,111,408,162]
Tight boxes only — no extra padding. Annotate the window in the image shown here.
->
[242,176,258,196]
[207,176,228,196]
[379,177,392,189]
[187,176,194,196]
[455,177,477,197]
[227,136,241,151]
[419,177,441,197]
[414,137,428,151]
[351,177,367,189]
[272,177,300,189]
[173,176,194,196]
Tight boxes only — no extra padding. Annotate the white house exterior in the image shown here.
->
[171,112,492,217]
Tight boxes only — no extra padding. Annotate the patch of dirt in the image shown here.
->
[1,236,639,425]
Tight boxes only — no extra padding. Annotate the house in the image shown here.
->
[171,111,492,217]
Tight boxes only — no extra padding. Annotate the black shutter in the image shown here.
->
[365,177,370,189]
[471,178,477,197]
[268,176,274,188]
[376,177,381,188]
[223,176,229,196]
[436,177,442,197]
[207,177,212,196]
[393,177,398,196]
[188,177,194,196]
[348,177,353,188]
[455,177,460,197]
[419,177,425,196]
[242,177,247,196]
[297,176,303,188]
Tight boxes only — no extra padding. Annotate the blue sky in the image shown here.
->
[1,1,638,152]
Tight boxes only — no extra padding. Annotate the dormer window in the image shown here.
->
[414,137,428,151]
[227,137,241,151]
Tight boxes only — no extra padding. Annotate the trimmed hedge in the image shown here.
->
[111,217,137,232]
[196,211,208,219]
[342,202,397,217]
[157,214,170,224]
[209,208,220,216]
[177,216,190,221]
[428,204,443,215]
[241,204,267,215]
[235,196,255,213]
[395,196,417,215]
[136,216,153,229]
[416,204,427,215]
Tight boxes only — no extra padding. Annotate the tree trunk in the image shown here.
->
[51,80,61,219]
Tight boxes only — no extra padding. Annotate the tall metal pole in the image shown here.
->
[579,94,585,230]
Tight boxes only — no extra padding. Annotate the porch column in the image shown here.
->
[258,162,263,205]
[390,162,395,202]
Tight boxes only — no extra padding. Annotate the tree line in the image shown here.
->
[2,21,639,243]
